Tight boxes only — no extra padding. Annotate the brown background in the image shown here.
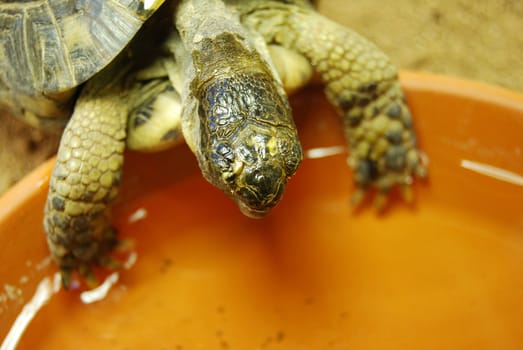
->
[1,0,522,194]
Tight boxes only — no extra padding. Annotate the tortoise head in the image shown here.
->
[197,73,303,218]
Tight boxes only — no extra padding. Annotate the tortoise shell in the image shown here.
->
[0,0,164,95]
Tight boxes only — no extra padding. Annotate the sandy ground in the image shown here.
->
[1,0,522,194]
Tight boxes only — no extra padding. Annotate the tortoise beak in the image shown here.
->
[237,201,271,219]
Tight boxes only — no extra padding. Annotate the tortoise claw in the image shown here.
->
[350,187,366,207]
[400,184,414,203]
[60,264,99,290]
[373,191,389,211]
[114,238,136,253]
[60,270,72,290]
[78,264,99,290]
[98,255,124,271]
[350,169,422,210]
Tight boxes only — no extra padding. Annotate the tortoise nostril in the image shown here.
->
[245,165,284,199]
[237,165,286,213]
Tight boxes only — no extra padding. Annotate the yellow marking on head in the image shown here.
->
[267,136,278,156]
[143,0,163,10]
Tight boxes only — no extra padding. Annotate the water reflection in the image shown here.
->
[304,145,346,159]
[1,273,60,350]
[461,159,523,186]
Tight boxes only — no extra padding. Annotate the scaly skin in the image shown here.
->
[238,0,427,205]
[44,67,128,288]
[176,0,303,217]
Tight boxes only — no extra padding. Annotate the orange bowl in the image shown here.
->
[1,72,523,349]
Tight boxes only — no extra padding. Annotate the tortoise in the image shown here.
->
[0,0,427,288]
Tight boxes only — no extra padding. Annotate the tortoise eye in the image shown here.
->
[277,136,303,176]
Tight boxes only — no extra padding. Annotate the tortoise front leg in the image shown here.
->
[44,74,128,289]
[44,60,185,288]
[242,2,427,207]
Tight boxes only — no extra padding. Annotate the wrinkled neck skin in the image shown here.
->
[175,0,303,217]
